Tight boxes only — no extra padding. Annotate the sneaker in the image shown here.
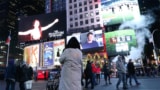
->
[136,83,140,85]
[123,87,128,90]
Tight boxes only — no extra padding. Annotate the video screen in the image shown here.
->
[53,39,65,65]
[67,29,104,52]
[43,41,54,66]
[105,29,137,56]
[101,0,140,26]
[24,44,40,68]
[18,11,66,43]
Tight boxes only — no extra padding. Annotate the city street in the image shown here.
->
[1,76,160,90]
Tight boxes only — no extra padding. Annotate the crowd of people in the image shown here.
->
[4,60,33,90]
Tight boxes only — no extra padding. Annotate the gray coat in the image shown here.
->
[116,59,126,73]
[58,48,83,90]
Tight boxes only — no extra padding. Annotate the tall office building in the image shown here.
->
[66,0,103,33]
[45,0,66,13]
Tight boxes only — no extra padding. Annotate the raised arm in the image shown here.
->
[41,18,59,31]
[18,29,33,35]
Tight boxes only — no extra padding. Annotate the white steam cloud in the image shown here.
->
[119,15,155,60]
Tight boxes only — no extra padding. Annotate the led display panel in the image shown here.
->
[101,0,140,26]
[18,11,66,42]
[105,29,137,56]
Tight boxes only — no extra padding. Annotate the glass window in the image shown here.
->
[79,8,82,13]
[95,4,98,8]
[74,4,77,8]
[79,2,82,6]
[70,11,73,15]
[74,9,77,14]
[84,7,87,11]
[85,20,88,24]
[80,21,83,25]
[90,5,93,10]
[75,22,78,26]
[90,12,94,16]
[96,17,100,22]
[70,18,73,21]
[84,1,87,5]
[69,0,72,3]
[95,10,99,15]
[91,18,94,23]
[80,14,83,19]
[85,13,89,18]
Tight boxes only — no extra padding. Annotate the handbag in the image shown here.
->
[25,80,33,89]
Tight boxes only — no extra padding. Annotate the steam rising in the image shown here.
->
[119,15,155,60]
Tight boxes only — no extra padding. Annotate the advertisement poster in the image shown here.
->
[24,44,39,67]
[53,39,65,65]
[105,29,137,56]
[101,0,140,25]
[43,41,54,66]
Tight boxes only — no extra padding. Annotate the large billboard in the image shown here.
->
[18,11,66,43]
[53,39,65,65]
[67,29,104,53]
[24,44,40,67]
[101,0,140,26]
[105,29,137,56]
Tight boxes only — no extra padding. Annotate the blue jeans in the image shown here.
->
[129,74,139,85]
[6,79,15,90]
[116,72,127,88]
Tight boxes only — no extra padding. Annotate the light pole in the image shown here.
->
[152,29,159,64]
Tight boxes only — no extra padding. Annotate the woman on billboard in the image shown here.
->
[18,18,59,40]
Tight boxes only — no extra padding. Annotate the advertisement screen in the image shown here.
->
[101,0,140,26]
[24,44,40,67]
[105,29,137,56]
[67,29,104,52]
[43,41,54,66]
[18,11,66,43]
[53,39,65,65]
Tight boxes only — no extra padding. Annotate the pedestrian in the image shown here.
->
[116,55,127,89]
[95,63,101,84]
[127,59,140,86]
[103,62,112,85]
[84,60,94,89]
[58,37,83,90]
[16,61,29,90]
[5,61,16,90]
[25,64,33,90]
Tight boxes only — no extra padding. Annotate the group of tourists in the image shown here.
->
[5,60,33,90]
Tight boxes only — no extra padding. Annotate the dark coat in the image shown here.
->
[27,66,33,80]
[84,61,93,78]
[16,64,28,82]
[103,63,110,75]
[5,63,16,81]
[127,62,135,75]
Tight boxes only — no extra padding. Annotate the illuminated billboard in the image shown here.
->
[67,29,104,53]
[24,44,40,67]
[101,0,140,26]
[105,29,137,56]
[18,11,66,43]
[43,41,54,66]
[53,39,65,65]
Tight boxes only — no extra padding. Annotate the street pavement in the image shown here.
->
[1,76,160,90]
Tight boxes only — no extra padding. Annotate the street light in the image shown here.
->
[152,29,159,64]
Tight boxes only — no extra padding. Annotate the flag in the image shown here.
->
[6,35,11,45]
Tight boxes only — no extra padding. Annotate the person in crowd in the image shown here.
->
[116,55,128,89]
[127,59,140,86]
[103,62,112,85]
[81,32,99,49]
[5,61,16,90]
[16,61,29,90]
[58,37,83,90]
[84,60,94,89]
[91,61,98,86]
[25,64,33,90]
[18,18,59,40]
[95,63,101,84]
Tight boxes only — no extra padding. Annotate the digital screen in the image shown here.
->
[53,39,65,65]
[18,11,66,43]
[101,0,140,26]
[24,44,40,67]
[105,29,137,56]
[67,29,104,52]
[43,41,54,66]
